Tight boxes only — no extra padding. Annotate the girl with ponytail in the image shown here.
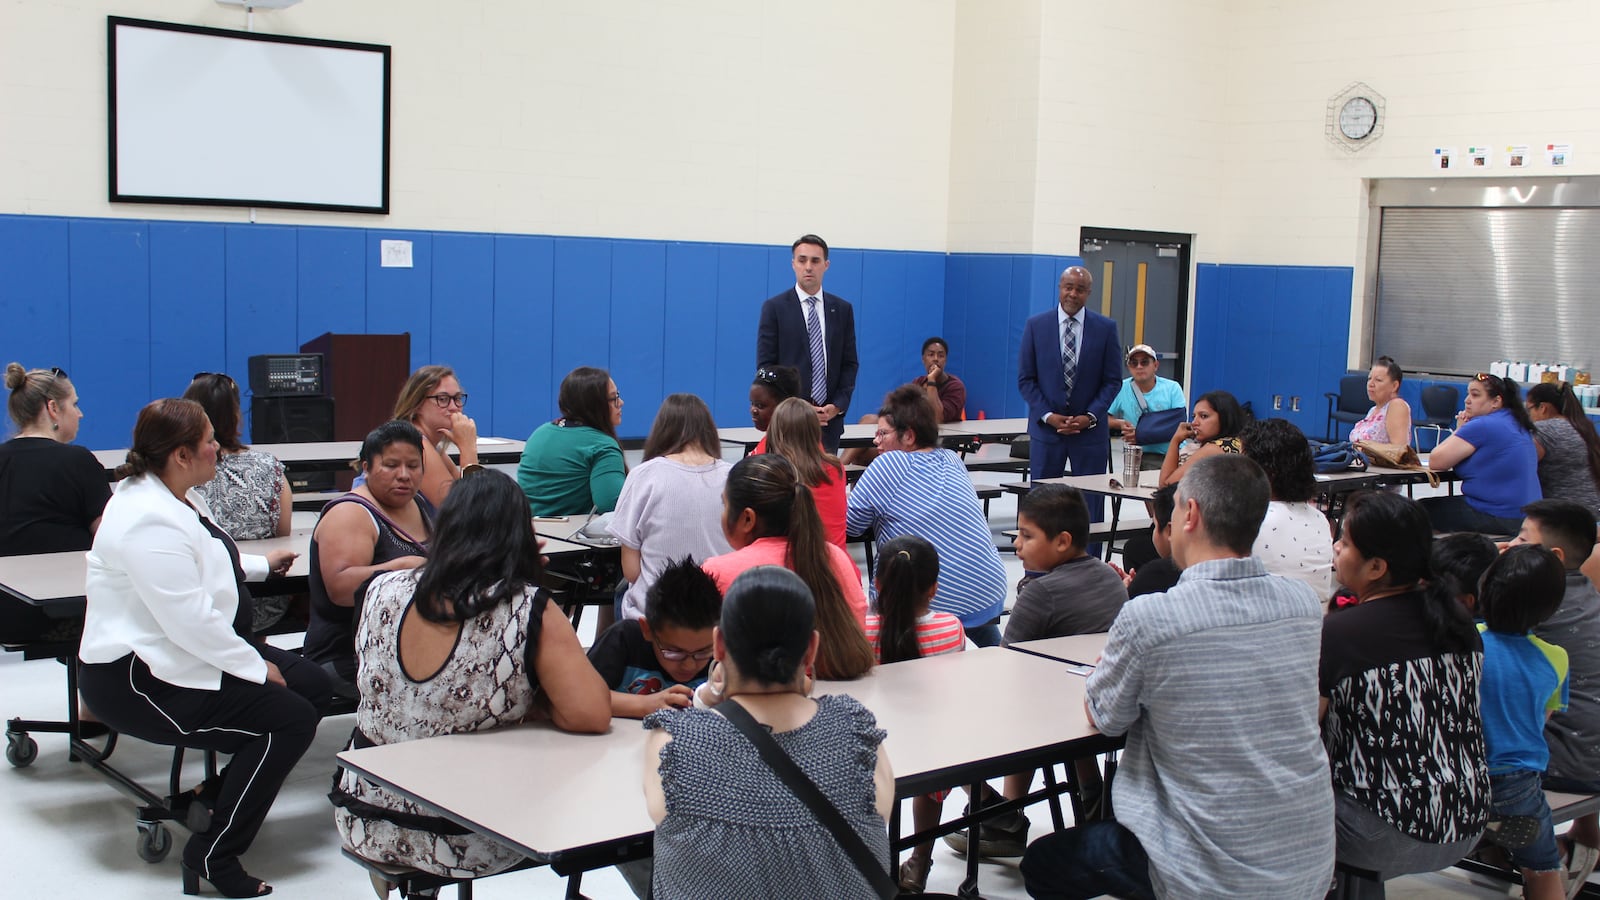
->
[1526,381,1600,518]
[702,454,874,680]
[861,534,963,891]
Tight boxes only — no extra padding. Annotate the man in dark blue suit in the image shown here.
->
[756,234,859,452]
[1018,266,1123,487]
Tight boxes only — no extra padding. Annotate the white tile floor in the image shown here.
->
[0,451,1538,897]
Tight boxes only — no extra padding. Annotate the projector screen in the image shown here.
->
[108,16,390,214]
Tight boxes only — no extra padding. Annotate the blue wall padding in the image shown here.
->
[491,235,555,437]
[296,226,367,341]
[1191,263,1354,439]
[69,219,151,446]
[430,232,497,427]
[0,212,1366,451]
[660,242,719,424]
[149,223,225,397]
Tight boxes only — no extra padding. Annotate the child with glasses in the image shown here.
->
[588,557,722,718]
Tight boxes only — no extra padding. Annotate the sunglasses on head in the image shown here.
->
[755,368,781,384]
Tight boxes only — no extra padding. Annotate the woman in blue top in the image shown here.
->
[847,384,1007,646]
[1425,373,1541,535]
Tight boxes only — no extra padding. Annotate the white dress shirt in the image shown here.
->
[795,283,827,351]
[81,473,271,690]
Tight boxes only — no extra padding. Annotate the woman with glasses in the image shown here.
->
[0,362,111,642]
[393,365,479,509]
[334,469,609,885]
[847,384,1008,646]
[517,366,626,517]
[1424,373,1541,535]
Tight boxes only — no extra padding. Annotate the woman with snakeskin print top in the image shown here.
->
[1320,490,1490,884]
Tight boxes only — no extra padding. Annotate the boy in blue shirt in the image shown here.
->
[587,557,720,718]
[1475,543,1571,900]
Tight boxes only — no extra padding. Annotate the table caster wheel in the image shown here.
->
[136,821,172,863]
[5,733,38,768]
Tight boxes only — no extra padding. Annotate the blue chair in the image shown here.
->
[1323,375,1368,441]
[1413,384,1461,450]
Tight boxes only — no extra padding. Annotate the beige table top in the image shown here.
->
[0,530,313,608]
[1006,633,1110,667]
[93,436,526,474]
[1007,472,1158,501]
[941,418,1031,439]
[718,422,880,449]
[338,645,1113,859]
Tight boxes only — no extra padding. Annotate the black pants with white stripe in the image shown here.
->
[79,653,318,881]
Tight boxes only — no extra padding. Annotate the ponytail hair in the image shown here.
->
[725,454,875,680]
[767,397,844,489]
[1527,381,1600,489]
[874,535,939,665]
[1340,491,1478,654]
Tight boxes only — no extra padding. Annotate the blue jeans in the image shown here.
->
[1420,495,1523,536]
[1492,769,1562,872]
[964,623,1002,648]
[1020,820,1155,900]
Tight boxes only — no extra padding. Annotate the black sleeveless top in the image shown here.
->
[303,494,432,682]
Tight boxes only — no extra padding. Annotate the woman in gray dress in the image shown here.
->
[643,566,895,900]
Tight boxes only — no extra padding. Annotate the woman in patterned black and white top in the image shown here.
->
[333,470,608,882]
[1320,490,1490,884]
[184,373,292,542]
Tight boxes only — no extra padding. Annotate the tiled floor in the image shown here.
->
[0,453,1546,897]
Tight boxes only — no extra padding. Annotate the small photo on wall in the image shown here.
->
[1507,145,1528,168]
[1469,146,1491,168]
[1548,143,1572,167]
[1434,147,1456,170]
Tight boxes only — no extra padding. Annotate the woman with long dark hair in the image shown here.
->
[1158,389,1246,486]
[609,393,732,621]
[1526,381,1600,519]
[1241,418,1333,597]
[702,454,874,680]
[1321,490,1489,886]
[1425,373,1541,534]
[517,366,626,516]
[644,566,894,899]
[334,470,609,882]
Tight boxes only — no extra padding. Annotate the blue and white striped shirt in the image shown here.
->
[846,449,1006,628]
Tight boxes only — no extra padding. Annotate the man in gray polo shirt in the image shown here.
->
[1020,455,1334,899]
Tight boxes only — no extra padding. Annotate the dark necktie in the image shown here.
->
[1062,315,1079,398]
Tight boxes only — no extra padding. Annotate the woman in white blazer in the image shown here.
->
[78,399,320,898]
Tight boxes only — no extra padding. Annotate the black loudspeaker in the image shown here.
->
[251,397,336,491]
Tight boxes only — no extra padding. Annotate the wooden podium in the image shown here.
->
[300,332,411,443]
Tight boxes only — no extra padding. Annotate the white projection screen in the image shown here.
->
[109,17,390,213]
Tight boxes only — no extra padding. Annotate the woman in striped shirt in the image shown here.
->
[848,384,1008,646]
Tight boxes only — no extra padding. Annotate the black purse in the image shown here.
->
[718,699,904,899]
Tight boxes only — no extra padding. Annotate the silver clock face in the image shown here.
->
[1339,97,1378,140]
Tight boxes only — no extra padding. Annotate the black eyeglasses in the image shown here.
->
[755,368,781,385]
[608,392,623,407]
[48,367,67,380]
[656,646,714,662]
[193,371,236,385]
[426,392,469,409]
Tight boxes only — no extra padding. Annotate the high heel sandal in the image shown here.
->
[182,863,273,897]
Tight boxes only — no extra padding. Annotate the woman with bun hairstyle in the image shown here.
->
[702,454,873,680]
[748,365,803,450]
[0,363,111,641]
[1526,381,1600,519]
[644,566,894,899]
[78,399,319,898]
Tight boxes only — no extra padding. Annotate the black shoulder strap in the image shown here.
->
[717,700,897,899]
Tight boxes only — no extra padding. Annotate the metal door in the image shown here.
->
[1079,229,1190,387]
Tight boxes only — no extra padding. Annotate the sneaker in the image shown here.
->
[1566,841,1599,900]
[941,810,1031,858]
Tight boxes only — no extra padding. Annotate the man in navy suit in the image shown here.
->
[756,234,859,452]
[1018,265,1123,487]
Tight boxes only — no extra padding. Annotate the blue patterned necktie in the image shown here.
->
[1061,315,1079,399]
[806,296,827,404]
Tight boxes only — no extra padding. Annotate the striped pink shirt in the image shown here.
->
[864,611,965,663]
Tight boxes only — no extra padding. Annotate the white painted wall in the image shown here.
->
[0,0,957,250]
